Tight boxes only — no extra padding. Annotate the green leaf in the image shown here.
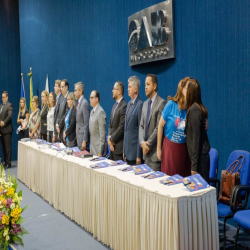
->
[12,235,19,244]
[11,175,16,184]
[16,216,25,224]
[20,237,24,247]
[21,204,30,213]
[18,190,22,197]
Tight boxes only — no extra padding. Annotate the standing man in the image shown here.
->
[0,91,13,169]
[139,74,166,171]
[54,79,63,142]
[108,81,127,160]
[89,90,106,156]
[74,82,90,150]
[123,76,143,165]
[56,79,69,142]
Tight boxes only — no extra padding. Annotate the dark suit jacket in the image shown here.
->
[54,93,64,134]
[56,92,69,131]
[108,98,127,155]
[40,104,49,135]
[65,106,76,142]
[139,94,166,164]
[0,102,13,135]
[123,96,143,161]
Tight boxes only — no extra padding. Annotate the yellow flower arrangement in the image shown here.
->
[0,165,29,250]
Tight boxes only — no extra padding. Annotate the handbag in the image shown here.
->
[218,155,244,206]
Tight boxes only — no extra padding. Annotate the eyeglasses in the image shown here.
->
[89,96,96,100]
[113,88,119,91]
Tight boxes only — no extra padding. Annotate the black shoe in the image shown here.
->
[4,164,11,169]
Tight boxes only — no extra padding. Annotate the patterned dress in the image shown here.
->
[29,108,41,139]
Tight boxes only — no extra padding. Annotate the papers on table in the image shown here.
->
[183,174,209,192]
[142,171,166,179]
[160,174,183,185]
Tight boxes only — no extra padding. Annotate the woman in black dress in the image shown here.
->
[17,98,29,140]
[185,78,211,183]
[40,90,49,140]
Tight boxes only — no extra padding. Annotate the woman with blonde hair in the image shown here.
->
[29,96,40,139]
[17,98,29,140]
[40,90,49,140]
[47,92,56,142]
[157,77,191,177]
[63,92,76,147]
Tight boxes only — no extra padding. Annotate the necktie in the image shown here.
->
[90,109,94,120]
[0,104,5,115]
[126,102,133,122]
[60,97,66,110]
[112,102,118,118]
[145,99,152,141]
[76,101,79,115]
[56,95,59,107]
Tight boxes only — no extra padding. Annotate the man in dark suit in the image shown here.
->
[56,79,69,142]
[0,91,13,169]
[139,74,166,171]
[108,81,127,160]
[54,79,64,142]
[123,76,143,165]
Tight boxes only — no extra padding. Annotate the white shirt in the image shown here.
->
[47,107,55,133]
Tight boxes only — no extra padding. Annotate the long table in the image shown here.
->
[18,141,219,250]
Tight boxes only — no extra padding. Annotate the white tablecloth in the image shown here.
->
[18,141,219,250]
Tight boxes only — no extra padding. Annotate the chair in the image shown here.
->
[232,185,250,249]
[209,148,219,179]
[209,148,219,190]
[216,150,250,249]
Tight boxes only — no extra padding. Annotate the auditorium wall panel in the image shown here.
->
[0,0,21,161]
[18,0,250,175]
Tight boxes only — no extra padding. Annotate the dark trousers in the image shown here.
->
[110,151,123,161]
[0,133,12,166]
[41,134,47,141]
[54,128,60,142]
[126,159,136,165]
[19,128,29,140]
[198,153,210,183]
[48,131,53,143]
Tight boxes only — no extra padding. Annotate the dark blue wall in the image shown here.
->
[0,0,21,161]
[18,0,250,176]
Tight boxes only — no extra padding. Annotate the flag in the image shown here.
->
[45,74,49,92]
[27,69,33,112]
[20,74,26,98]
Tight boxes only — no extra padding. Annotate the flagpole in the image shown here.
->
[28,67,33,112]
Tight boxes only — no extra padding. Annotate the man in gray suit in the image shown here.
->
[56,79,69,142]
[108,81,127,160]
[53,79,64,142]
[139,74,166,171]
[89,90,106,156]
[123,76,143,165]
[74,82,90,150]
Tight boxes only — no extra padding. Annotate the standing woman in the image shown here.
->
[47,92,56,142]
[40,90,49,140]
[17,98,29,140]
[157,77,191,177]
[29,96,40,139]
[63,92,76,147]
[185,79,210,183]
